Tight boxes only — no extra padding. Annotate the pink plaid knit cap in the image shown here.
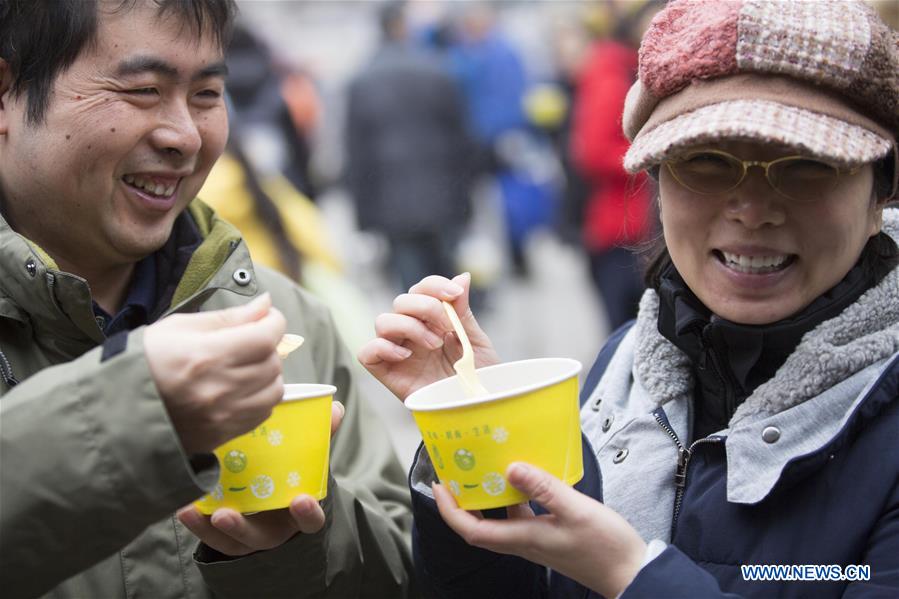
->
[622,0,899,182]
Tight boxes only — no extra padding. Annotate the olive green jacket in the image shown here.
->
[0,201,414,598]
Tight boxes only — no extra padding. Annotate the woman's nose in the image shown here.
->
[725,169,787,229]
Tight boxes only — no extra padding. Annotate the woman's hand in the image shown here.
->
[358,273,500,401]
[433,462,647,599]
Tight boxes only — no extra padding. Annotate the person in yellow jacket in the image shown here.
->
[200,145,375,354]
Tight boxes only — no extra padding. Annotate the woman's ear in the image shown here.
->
[0,59,12,135]
[869,203,884,238]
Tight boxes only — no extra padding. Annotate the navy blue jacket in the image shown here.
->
[410,323,899,598]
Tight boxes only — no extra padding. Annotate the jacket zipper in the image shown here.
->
[652,409,722,537]
[701,324,738,418]
[0,347,18,387]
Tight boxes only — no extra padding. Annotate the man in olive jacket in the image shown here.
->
[0,1,413,597]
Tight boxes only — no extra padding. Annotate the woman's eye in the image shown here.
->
[682,153,732,172]
[784,159,835,178]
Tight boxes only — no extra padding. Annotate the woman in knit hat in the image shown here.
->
[359,0,899,596]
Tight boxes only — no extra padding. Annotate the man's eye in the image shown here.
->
[128,87,158,95]
[197,89,222,99]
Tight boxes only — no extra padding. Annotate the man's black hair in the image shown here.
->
[0,0,237,125]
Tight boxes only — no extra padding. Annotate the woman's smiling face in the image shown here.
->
[659,141,883,325]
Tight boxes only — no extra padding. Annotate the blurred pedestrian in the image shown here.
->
[345,1,474,293]
[446,3,557,277]
[227,23,318,200]
[201,133,376,353]
[570,0,662,331]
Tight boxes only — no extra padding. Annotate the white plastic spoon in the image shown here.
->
[276,334,305,360]
[442,301,489,398]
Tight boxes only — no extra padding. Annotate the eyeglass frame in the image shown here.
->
[663,148,863,202]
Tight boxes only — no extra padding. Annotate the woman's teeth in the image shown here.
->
[721,251,791,274]
[123,174,175,197]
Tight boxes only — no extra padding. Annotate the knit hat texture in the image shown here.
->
[622,0,899,175]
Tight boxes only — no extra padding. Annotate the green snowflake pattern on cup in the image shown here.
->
[223,450,247,473]
[453,449,476,471]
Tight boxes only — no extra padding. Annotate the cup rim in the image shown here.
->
[282,383,337,403]
[404,357,582,412]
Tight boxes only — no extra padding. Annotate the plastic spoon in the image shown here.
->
[442,301,489,398]
[276,334,305,360]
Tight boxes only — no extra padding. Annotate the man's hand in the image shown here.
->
[177,401,345,555]
[144,293,286,454]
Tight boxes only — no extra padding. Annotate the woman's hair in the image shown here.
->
[642,158,899,291]
[229,142,303,282]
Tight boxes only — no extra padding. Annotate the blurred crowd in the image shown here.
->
[208,0,898,353]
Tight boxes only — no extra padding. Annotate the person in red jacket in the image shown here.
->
[570,1,662,331]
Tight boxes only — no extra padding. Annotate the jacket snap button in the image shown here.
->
[232,269,252,286]
[762,426,781,443]
[613,448,629,464]
[601,414,614,432]
[25,259,36,277]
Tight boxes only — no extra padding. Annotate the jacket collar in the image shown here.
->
[656,256,873,437]
[0,200,257,358]
[631,208,899,503]
[634,208,899,418]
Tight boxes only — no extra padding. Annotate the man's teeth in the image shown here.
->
[721,251,790,273]
[123,174,175,197]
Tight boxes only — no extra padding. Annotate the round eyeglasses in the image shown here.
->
[664,149,861,203]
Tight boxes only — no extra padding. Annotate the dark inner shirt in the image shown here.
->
[92,213,202,336]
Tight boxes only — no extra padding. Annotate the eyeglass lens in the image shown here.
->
[669,152,842,201]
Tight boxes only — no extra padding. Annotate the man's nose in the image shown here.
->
[150,99,202,158]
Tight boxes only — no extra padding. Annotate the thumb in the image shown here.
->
[189,292,272,331]
[506,462,579,520]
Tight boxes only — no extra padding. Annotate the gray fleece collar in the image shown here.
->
[633,208,899,424]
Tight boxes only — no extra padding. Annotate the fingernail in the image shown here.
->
[175,506,195,523]
[507,462,529,478]
[446,283,464,297]
[334,400,346,418]
[396,346,413,358]
[248,292,270,309]
[291,496,314,512]
[211,512,235,531]
[426,333,444,349]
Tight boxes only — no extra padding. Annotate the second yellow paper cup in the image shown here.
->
[405,358,583,510]
[195,383,335,514]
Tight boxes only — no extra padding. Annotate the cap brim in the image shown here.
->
[624,100,893,173]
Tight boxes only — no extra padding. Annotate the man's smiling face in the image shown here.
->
[0,2,228,269]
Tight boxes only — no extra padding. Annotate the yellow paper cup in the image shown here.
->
[194,383,335,514]
[405,358,583,510]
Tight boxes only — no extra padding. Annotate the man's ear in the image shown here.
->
[0,58,13,135]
